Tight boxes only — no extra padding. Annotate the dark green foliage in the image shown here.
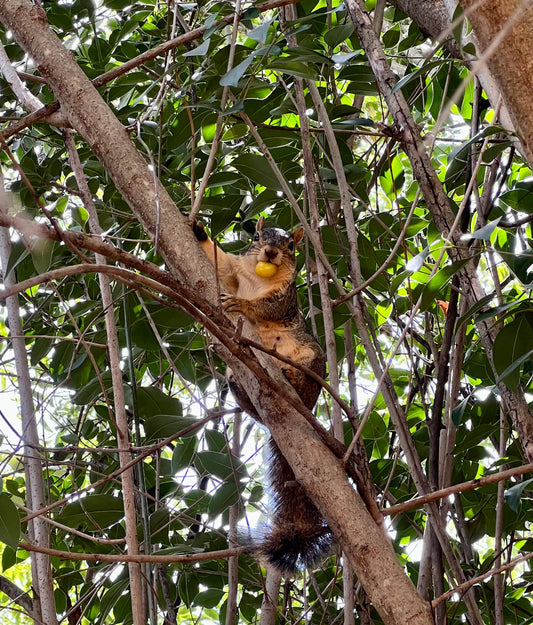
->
[1,1,533,624]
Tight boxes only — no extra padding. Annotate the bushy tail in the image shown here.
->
[262,438,334,574]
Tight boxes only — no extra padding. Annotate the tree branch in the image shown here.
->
[19,542,250,563]
[0,575,33,614]
[383,462,533,517]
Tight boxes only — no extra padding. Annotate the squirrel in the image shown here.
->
[193,216,332,573]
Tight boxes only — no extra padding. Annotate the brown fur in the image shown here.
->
[193,218,331,573]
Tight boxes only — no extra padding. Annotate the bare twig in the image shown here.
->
[383,463,533,517]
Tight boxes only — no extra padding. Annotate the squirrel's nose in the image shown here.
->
[264,246,278,260]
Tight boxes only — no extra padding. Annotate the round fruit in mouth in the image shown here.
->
[255,261,279,278]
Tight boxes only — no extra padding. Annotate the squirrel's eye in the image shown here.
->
[253,233,260,241]
[288,241,294,251]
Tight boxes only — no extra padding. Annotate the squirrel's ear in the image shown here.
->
[256,216,265,232]
[292,227,304,246]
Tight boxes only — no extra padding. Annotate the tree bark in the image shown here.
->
[0,204,58,624]
[457,0,533,165]
[388,0,462,57]
[0,1,434,623]
[387,0,520,147]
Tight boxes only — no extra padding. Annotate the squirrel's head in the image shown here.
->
[249,216,304,274]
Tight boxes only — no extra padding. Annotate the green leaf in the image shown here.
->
[184,489,211,516]
[482,140,513,164]
[470,218,501,240]
[452,397,469,426]
[31,337,55,366]
[171,437,197,473]
[149,508,170,543]
[143,414,202,442]
[183,38,210,57]
[498,183,533,214]
[420,258,470,310]
[99,579,130,624]
[205,429,227,452]
[247,20,273,44]
[220,55,255,87]
[493,316,533,390]
[267,58,318,79]
[0,494,20,551]
[30,239,56,274]
[148,305,193,329]
[391,59,448,94]
[130,318,159,350]
[231,154,282,190]
[178,571,199,608]
[324,23,355,48]
[505,478,533,512]
[445,126,504,189]
[135,387,182,418]
[71,373,112,405]
[55,495,124,530]
[4,241,30,278]
[331,51,361,65]
[196,451,247,482]
[208,481,240,515]
[456,293,496,331]
[194,588,225,609]
[2,545,17,571]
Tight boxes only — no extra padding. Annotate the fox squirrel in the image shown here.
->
[193,217,332,573]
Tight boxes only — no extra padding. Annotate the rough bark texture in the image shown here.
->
[388,0,462,57]
[226,354,434,625]
[458,0,533,165]
[0,1,435,624]
[388,0,520,148]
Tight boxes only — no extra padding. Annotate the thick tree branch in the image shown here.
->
[0,575,33,614]
[458,0,533,165]
[387,0,462,57]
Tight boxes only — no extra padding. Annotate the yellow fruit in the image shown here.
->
[255,261,279,278]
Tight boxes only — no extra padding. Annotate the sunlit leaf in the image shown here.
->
[247,19,273,44]
[220,55,255,87]
[183,38,210,57]
[470,217,501,240]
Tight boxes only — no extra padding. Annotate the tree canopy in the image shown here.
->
[1,1,533,624]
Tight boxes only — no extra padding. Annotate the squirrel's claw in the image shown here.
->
[192,220,208,242]
[220,293,243,313]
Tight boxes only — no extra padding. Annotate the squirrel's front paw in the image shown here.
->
[192,220,208,242]
[221,293,244,313]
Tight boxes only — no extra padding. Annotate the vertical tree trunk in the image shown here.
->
[64,132,145,625]
[0,185,58,625]
[458,0,533,164]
